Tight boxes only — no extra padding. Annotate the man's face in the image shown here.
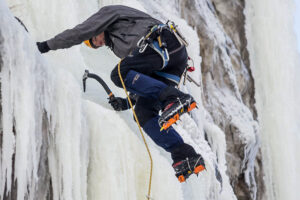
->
[92,32,105,47]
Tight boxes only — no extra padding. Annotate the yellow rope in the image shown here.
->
[117,59,153,200]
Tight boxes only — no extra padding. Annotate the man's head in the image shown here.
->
[84,32,105,48]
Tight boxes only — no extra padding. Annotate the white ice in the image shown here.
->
[245,0,300,199]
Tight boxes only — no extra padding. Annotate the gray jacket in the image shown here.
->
[47,5,162,58]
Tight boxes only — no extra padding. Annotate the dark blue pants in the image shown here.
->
[135,97,184,152]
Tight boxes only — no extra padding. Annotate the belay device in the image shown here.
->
[82,70,115,101]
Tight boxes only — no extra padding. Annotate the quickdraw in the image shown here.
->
[181,57,201,88]
[166,20,189,47]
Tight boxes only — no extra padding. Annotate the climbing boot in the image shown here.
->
[159,94,197,130]
[172,155,205,183]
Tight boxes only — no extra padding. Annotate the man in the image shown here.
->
[37,5,205,182]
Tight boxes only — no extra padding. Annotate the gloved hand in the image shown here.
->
[108,97,129,111]
[36,41,50,53]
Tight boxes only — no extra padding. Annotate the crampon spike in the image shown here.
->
[160,101,197,131]
[187,102,197,112]
[161,113,180,130]
[178,175,185,183]
[194,165,205,174]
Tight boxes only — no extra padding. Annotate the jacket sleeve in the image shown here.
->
[47,6,120,50]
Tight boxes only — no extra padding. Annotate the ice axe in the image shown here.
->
[82,70,115,101]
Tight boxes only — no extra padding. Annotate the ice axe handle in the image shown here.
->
[108,93,115,101]
[83,70,115,100]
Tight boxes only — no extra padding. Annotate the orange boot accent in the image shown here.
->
[178,175,185,183]
[161,113,180,130]
[161,102,196,131]
[187,102,197,112]
[194,165,205,174]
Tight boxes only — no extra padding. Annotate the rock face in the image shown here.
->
[179,0,264,199]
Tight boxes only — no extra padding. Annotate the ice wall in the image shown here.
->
[245,0,300,199]
[0,1,90,199]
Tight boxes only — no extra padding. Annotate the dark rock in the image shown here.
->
[179,0,264,199]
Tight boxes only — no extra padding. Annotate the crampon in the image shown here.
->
[172,155,205,183]
[159,94,197,131]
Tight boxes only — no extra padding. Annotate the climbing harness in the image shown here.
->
[137,21,200,88]
[137,20,188,70]
[137,24,170,68]
[154,71,181,85]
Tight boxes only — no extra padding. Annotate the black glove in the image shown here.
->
[108,97,129,111]
[36,41,50,53]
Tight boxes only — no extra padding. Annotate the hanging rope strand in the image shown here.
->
[117,59,153,200]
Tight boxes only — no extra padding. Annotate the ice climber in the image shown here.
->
[36,5,205,182]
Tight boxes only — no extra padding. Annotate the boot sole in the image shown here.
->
[160,102,197,131]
